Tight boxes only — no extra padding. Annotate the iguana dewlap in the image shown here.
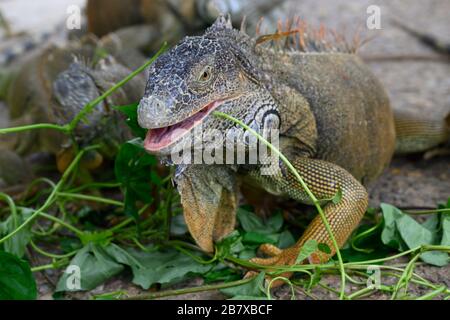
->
[137,17,450,272]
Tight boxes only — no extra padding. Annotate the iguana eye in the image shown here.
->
[198,66,212,82]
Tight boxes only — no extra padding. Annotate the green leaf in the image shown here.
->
[115,139,158,219]
[277,230,295,249]
[381,203,449,267]
[441,213,450,246]
[318,243,332,254]
[242,232,278,245]
[237,208,283,234]
[396,214,449,266]
[56,243,124,292]
[79,230,114,246]
[203,264,241,284]
[0,208,33,258]
[108,245,212,289]
[0,251,37,300]
[115,103,147,139]
[422,214,440,233]
[380,203,406,250]
[236,208,266,233]
[295,239,318,264]
[340,223,391,262]
[266,211,284,233]
[216,230,245,259]
[220,272,266,298]
[307,268,322,290]
[331,188,343,205]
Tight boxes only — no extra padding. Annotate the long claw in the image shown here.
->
[258,243,283,257]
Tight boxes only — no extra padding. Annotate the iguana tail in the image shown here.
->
[394,109,450,155]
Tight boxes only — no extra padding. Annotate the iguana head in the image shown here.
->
[138,16,280,157]
[53,56,144,157]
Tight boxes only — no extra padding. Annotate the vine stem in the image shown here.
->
[213,111,347,299]
[0,193,18,228]
[0,123,69,135]
[0,146,97,245]
[120,277,254,300]
[57,192,124,207]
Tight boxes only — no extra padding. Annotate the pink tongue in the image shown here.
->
[143,100,221,152]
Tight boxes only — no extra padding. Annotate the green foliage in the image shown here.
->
[381,203,449,266]
[115,103,147,139]
[295,239,318,264]
[56,243,212,292]
[0,208,33,258]
[220,272,266,298]
[237,207,295,249]
[0,251,37,300]
[114,138,159,220]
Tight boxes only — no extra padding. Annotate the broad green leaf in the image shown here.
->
[220,272,266,298]
[237,208,266,233]
[0,208,33,258]
[242,232,278,245]
[216,230,245,258]
[295,239,318,264]
[396,214,449,266]
[115,139,158,219]
[113,246,212,289]
[203,264,241,283]
[0,251,37,300]
[381,203,448,266]
[266,211,284,233]
[79,230,113,246]
[56,243,124,292]
[422,214,440,233]
[318,243,332,254]
[381,203,406,250]
[441,213,450,246]
[277,230,295,249]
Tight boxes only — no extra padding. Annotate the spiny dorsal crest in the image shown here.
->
[255,17,364,54]
[206,14,233,34]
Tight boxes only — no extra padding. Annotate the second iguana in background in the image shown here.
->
[136,16,450,276]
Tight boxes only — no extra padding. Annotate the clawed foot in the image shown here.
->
[244,244,298,287]
[244,243,324,287]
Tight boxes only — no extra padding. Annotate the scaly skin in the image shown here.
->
[135,16,449,280]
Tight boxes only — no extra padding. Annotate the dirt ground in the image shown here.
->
[1,0,449,299]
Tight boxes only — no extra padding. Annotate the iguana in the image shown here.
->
[136,16,450,276]
[0,34,146,184]
[86,0,284,39]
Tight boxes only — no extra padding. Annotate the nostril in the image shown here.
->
[137,95,167,129]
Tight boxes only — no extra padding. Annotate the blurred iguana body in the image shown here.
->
[137,17,449,274]
[0,34,146,181]
[86,0,283,39]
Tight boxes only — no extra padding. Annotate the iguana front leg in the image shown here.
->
[175,165,238,253]
[247,157,368,268]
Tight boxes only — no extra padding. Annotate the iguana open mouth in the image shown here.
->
[144,100,223,152]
